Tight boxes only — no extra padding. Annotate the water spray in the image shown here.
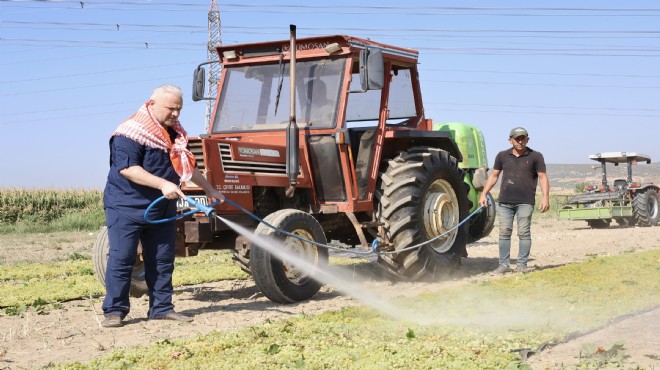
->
[219,216,423,323]
[143,195,564,329]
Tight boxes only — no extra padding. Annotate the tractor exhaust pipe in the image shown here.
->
[285,24,299,198]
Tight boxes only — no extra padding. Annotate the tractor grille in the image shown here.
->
[219,143,286,174]
[187,140,205,171]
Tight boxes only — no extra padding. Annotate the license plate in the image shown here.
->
[176,196,209,210]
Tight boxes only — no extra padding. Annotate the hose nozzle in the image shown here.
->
[184,196,216,217]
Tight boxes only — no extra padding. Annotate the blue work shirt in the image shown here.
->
[103,130,180,223]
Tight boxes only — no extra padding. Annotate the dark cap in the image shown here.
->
[509,127,528,138]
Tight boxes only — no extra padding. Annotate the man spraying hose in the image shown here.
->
[101,84,224,328]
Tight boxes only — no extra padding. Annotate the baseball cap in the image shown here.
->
[509,127,528,138]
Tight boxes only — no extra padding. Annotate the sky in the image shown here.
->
[2,0,659,188]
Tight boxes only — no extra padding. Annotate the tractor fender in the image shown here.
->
[634,184,660,192]
[384,129,462,162]
[433,122,489,171]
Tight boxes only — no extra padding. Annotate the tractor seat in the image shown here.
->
[613,179,627,191]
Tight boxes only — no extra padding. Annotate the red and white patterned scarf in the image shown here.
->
[112,102,196,182]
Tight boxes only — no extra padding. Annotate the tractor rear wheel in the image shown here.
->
[633,188,660,226]
[92,226,148,298]
[250,209,329,303]
[467,192,496,243]
[376,147,469,280]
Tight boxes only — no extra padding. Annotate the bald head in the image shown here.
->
[149,84,183,127]
[151,84,183,100]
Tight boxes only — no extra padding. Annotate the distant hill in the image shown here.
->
[546,163,660,191]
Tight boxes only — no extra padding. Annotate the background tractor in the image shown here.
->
[558,152,660,228]
[94,27,494,303]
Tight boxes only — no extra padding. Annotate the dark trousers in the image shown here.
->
[102,208,176,319]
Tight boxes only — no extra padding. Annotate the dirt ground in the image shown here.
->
[0,217,659,369]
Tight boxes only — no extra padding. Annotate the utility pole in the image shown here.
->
[206,0,221,130]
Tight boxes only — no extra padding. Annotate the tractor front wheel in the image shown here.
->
[250,209,329,303]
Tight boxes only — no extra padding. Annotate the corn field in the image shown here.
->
[0,188,103,226]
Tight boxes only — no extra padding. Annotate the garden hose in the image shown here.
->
[144,195,219,224]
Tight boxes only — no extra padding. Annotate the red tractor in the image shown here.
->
[94,26,494,303]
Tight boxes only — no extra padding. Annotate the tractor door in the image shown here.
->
[307,134,346,202]
[297,68,347,202]
[344,63,420,202]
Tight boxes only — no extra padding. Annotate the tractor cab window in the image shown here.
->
[212,58,345,133]
[345,79,381,128]
[345,66,417,128]
[388,68,417,122]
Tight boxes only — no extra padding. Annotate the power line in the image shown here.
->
[5,75,658,98]
[4,39,659,57]
[419,50,660,57]
[421,68,660,79]
[438,108,660,118]
[2,20,205,30]
[5,20,660,34]
[1,38,201,47]
[3,1,660,13]
[6,100,654,119]
[0,49,143,66]
[0,74,187,97]
[3,2,658,118]
[5,3,660,17]
[0,62,193,84]
[6,24,660,57]
[4,104,658,126]
[7,24,660,44]
[0,109,143,125]
[426,101,660,113]
[5,63,659,86]
[3,100,139,117]
[424,79,660,89]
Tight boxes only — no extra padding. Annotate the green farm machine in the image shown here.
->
[558,152,660,228]
[434,122,495,243]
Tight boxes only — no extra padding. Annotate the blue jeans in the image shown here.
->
[496,203,534,267]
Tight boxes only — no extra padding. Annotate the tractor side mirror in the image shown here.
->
[192,66,206,102]
[358,47,384,91]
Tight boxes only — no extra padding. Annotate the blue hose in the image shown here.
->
[144,194,485,256]
[144,196,219,224]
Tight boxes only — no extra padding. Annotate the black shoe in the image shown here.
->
[101,314,123,328]
[493,265,511,274]
[153,311,193,322]
[515,265,529,274]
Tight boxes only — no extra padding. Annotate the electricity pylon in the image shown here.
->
[206,0,221,130]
